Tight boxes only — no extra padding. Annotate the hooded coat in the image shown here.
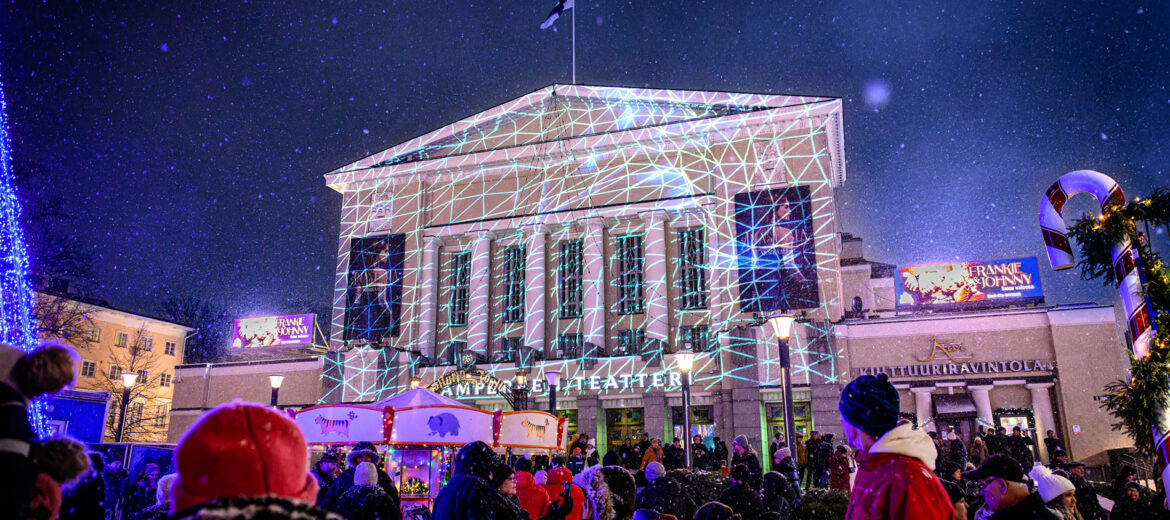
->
[320,448,399,511]
[718,480,764,520]
[634,474,694,520]
[168,496,344,520]
[333,484,402,520]
[543,467,585,520]
[515,471,550,520]
[433,442,503,520]
[844,422,954,520]
[0,346,38,520]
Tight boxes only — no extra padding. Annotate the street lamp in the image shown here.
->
[769,315,798,454]
[676,350,695,469]
[410,376,422,390]
[545,370,561,416]
[512,372,529,411]
[268,374,285,408]
[115,371,139,442]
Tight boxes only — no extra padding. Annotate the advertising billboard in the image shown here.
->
[896,257,1044,309]
[231,314,316,348]
[734,185,820,311]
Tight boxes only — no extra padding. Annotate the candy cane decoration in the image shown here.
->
[1038,170,1165,459]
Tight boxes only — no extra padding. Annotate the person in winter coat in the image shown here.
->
[129,473,178,520]
[812,433,835,488]
[760,472,794,518]
[312,448,342,493]
[1065,462,1104,520]
[515,470,551,520]
[620,439,640,471]
[60,452,108,520]
[1035,468,1081,520]
[828,445,852,491]
[694,502,740,520]
[488,463,530,520]
[602,450,621,467]
[574,465,637,520]
[640,439,665,470]
[712,437,729,470]
[322,442,399,511]
[168,496,346,520]
[27,436,92,520]
[586,441,600,468]
[1043,431,1066,465]
[945,432,967,469]
[568,449,586,474]
[432,441,505,520]
[663,439,685,470]
[122,463,162,517]
[1006,427,1035,469]
[634,462,694,520]
[170,401,324,515]
[0,342,77,520]
[544,466,585,520]
[691,435,709,470]
[968,437,989,467]
[839,373,953,520]
[729,436,762,490]
[771,446,801,500]
[1111,482,1148,519]
[965,454,1058,519]
[718,465,763,520]
[333,462,403,520]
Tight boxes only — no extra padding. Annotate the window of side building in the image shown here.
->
[109,365,123,379]
[114,331,128,348]
[449,251,471,326]
[557,333,583,359]
[616,328,646,356]
[164,341,176,356]
[503,245,526,323]
[159,373,172,387]
[559,240,584,319]
[80,361,96,378]
[86,326,102,343]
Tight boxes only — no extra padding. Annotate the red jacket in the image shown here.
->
[543,467,585,520]
[845,423,954,520]
[515,471,550,520]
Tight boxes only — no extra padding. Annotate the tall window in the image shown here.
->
[680,324,712,352]
[616,328,646,356]
[616,235,644,315]
[449,251,471,326]
[142,335,153,351]
[164,341,177,356]
[109,365,123,380]
[129,402,144,425]
[557,333,583,359]
[154,404,169,428]
[559,241,584,318]
[80,361,96,377]
[137,369,149,382]
[446,340,467,365]
[87,326,102,343]
[499,336,522,363]
[114,331,128,348]
[159,373,172,387]
[503,246,526,323]
[678,227,708,310]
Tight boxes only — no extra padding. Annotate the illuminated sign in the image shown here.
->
[438,370,694,399]
[896,257,1043,308]
[856,359,1054,378]
[232,314,315,348]
[916,337,973,363]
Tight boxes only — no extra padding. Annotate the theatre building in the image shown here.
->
[320,84,851,456]
[837,247,1133,465]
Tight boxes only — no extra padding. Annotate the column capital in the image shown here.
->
[422,234,443,247]
[641,209,671,225]
[1025,382,1055,390]
[910,386,935,394]
[472,230,496,242]
[584,216,608,231]
[968,384,994,392]
[522,223,551,236]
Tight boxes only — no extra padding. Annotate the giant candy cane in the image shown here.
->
[1038,170,1167,466]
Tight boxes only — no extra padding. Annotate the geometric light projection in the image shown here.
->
[344,234,405,345]
[0,66,47,435]
[321,85,846,404]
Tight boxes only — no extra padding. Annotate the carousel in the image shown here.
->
[293,386,569,510]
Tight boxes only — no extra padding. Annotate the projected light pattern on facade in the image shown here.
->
[320,85,846,406]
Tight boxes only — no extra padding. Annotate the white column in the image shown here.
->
[583,217,607,354]
[468,231,494,357]
[912,387,935,432]
[704,202,732,347]
[524,225,548,358]
[1028,382,1057,463]
[416,235,442,360]
[969,384,994,429]
[644,211,670,349]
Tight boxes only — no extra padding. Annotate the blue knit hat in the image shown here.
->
[838,373,900,436]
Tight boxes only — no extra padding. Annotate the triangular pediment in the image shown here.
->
[332,84,835,174]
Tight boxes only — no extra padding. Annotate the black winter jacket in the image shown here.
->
[983,493,1059,520]
[730,452,763,490]
[432,474,501,520]
[334,484,402,520]
[321,466,399,511]
[718,482,764,520]
[634,476,695,520]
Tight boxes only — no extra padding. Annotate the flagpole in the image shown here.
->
[571,4,576,84]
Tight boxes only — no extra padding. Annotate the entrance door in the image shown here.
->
[606,408,645,451]
[935,417,976,443]
[765,402,812,443]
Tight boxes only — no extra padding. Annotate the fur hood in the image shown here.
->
[169,496,344,520]
[867,422,939,470]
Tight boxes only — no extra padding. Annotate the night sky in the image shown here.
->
[3,2,1168,317]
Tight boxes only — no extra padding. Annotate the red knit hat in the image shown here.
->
[172,401,318,513]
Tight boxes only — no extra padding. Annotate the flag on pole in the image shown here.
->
[540,0,575,29]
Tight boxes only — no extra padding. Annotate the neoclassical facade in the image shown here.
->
[322,85,849,454]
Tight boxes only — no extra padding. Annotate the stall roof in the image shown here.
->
[371,387,467,409]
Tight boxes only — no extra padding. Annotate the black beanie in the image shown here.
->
[838,373,900,436]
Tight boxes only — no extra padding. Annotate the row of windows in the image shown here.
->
[435,324,715,366]
[97,328,177,355]
[82,363,172,387]
[107,401,170,429]
[446,228,708,326]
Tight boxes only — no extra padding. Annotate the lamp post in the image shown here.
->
[268,374,285,408]
[769,315,798,452]
[115,371,139,442]
[512,372,529,411]
[676,350,695,469]
[545,370,561,416]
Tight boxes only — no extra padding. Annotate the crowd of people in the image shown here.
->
[4,339,1170,520]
